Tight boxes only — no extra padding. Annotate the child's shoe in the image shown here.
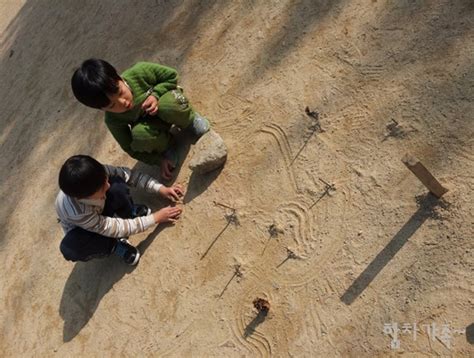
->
[132,204,151,218]
[114,238,140,265]
[190,113,210,137]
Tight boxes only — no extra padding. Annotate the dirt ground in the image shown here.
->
[0,0,472,357]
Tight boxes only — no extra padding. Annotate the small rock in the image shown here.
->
[189,130,227,174]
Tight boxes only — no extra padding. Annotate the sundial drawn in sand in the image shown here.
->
[239,114,353,282]
[218,108,356,356]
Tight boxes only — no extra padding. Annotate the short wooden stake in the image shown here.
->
[402,154,448,198]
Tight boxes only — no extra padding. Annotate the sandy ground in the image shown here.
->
[0,0,473,356]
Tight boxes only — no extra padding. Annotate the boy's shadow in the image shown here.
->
[59,222,166,342]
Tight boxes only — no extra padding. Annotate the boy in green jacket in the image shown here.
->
[71,59,210,180]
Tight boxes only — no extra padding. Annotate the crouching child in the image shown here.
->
[55,155,182,265]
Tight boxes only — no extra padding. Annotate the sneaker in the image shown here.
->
[190,113,210,137]
[132,204,151,218]
[114,239,140,265]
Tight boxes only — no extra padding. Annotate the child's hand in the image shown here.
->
[159,184,185,202]
[142,95,159,115]
[160,159,174,180]
[153,205,182,224]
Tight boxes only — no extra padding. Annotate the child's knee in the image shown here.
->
[60,234,80,261]
[130,123,170,153]
[157,90,194,127]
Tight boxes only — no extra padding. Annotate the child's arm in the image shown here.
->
[70,211,156,238]
[105,165,184,201]
[133,62,179,99]
[104,164,162,193]
[66,207,181,238]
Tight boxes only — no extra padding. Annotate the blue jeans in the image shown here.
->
[59,176,134,262]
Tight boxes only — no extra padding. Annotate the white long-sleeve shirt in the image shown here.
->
[55,165,162,238]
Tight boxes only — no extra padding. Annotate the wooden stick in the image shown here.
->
[402,154,448,198]
[213,201,235,211]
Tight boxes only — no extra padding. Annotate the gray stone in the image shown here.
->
[189,130,227,174]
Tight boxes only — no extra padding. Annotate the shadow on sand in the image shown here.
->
[59,223,168,342]
[340,193,449,305]
[244,310,268,339]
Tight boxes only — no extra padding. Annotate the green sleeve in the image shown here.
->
[105,120,163,165]
[134,62,179,98]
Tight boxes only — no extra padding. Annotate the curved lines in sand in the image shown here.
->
[302,284,323,342]
[258,123,298,192]
[246,263,272,283]
[217,92,251,113]
[276,199,315,252]
[305,281,339,351]
[275,187,352,289]
[229,281,273,358]
[217,92,257,141]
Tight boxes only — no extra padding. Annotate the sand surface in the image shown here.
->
[0,1,473,356]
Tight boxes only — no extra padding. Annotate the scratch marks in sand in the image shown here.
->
[274,200,315,253]
[258,123,298,191]
[358,64,385,82]
[230,283,273,358]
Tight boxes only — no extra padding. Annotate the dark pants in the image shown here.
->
[60,176,135,262]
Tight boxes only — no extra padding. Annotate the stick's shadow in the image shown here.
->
[200,219,231,260]
[340,193,448,305]
[244,311,268,338]
[59,224,166,342]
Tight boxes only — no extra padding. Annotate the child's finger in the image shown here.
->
[171,190,181,201]
[169,194,178,202]
[141,100,150,110]
[171,206,182,214]
[174,184,184,193]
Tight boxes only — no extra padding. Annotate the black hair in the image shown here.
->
[59,155,107,198]
[71,58,121,109]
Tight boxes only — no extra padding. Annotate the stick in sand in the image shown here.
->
[276,248,300,268]
[261,223,284,255]
[309,178,336,209]
[402,154,448,198]
[289,107,324,167]
[213,200,236,211]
